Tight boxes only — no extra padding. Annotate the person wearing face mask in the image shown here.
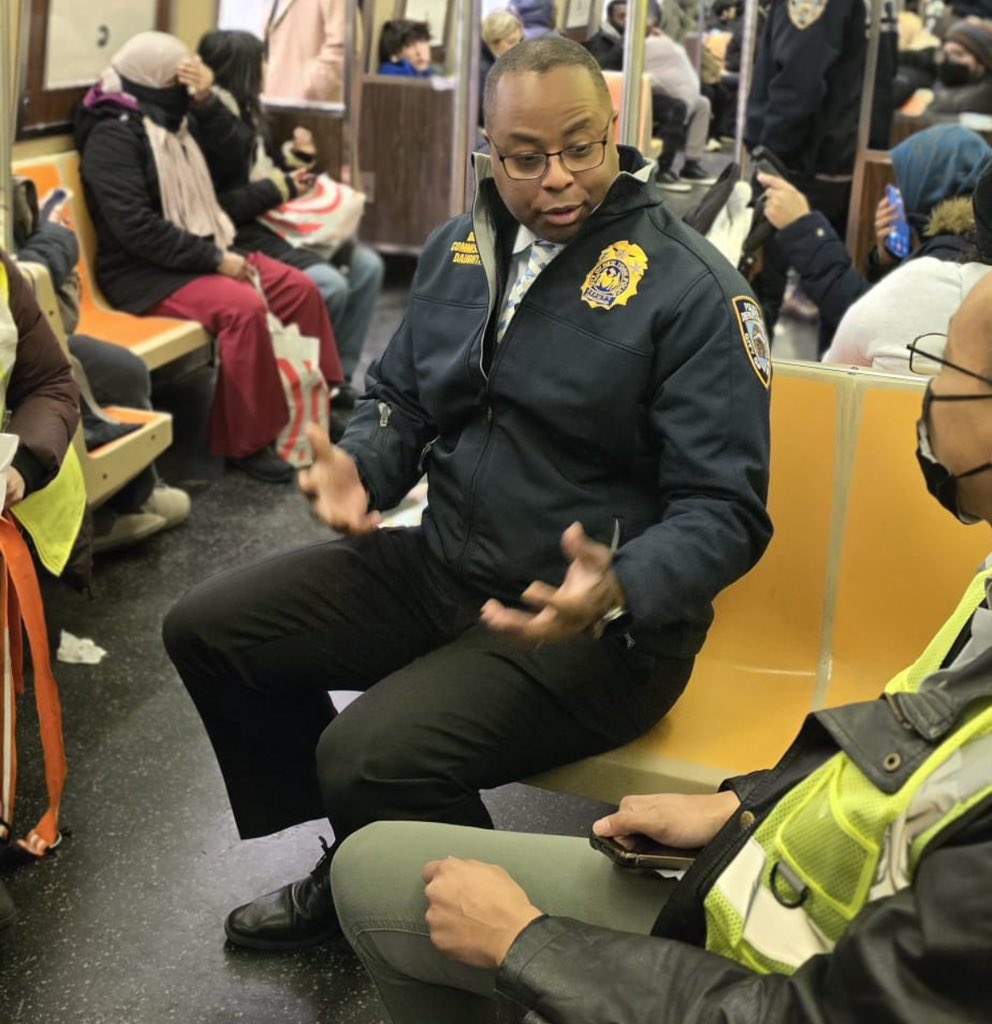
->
[163,37,771,954]
[327,276,992,1024]
[929,19,992,113]
[75,31,342,483]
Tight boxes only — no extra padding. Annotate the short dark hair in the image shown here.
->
[378,19,431,65]
[483,36,611,127]
[607,1,628,16]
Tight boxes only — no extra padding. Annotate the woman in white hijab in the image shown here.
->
[76,31,342,483]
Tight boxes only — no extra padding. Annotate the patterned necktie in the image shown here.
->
[496,240,562,344]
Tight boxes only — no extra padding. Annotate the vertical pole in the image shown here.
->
[620,0,647,147]
[846,0,882,255]
[0,0,14,252]
[855,0,882,157]
[732,0,761,174]
[452,0,481,214]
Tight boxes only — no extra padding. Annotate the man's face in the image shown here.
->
[402,38,432,72]
[609,3,627,32]
[926,311,992,522]
[484,67,620,244]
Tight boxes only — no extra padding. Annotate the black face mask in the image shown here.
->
[916,384,992,525]
[938,59,974,87]
[119,76,190,130]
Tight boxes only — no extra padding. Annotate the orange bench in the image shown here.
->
[528,361,989,801]
[13,152,210,372]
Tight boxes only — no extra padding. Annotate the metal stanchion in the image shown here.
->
[732,0,761,175]
[0,0,14,252]
[452,0,482,215]
[856,0,883,158]
[620,0,647,147]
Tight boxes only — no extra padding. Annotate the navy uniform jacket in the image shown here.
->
[338,148,772,660]
[745,0,867,180]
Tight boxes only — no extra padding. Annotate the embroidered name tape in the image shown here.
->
[450,230,481,266]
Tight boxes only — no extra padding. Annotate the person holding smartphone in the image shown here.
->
[754,124,992,360]
[195,29,385,425]
[330,277,992,1022]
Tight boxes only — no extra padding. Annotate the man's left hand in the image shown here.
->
[480,522,626,644]
[422,857,543,969]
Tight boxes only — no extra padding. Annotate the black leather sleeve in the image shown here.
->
[497,800,992,1024]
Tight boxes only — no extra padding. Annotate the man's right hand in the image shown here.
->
[218,251,250,280]
[592,791,741,850]
[299,423,382,534]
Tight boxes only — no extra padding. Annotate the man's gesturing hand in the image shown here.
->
[422,857,543,969]
[480,521,626,644]
[298,423,382,534]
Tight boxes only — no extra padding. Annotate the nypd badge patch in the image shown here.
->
[580,241,649,310]
[732,295,772,388]
[788,0,827,30]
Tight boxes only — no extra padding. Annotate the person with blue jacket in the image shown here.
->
[377,19,434,77]
[163,37,772,954]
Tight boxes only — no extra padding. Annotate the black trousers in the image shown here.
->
[163,528,693,842]
[651,94,689,174]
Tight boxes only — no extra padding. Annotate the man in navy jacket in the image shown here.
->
[164,37,772,953]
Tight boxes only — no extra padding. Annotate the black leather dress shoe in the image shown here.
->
[226,446,294,484]
[224,837,340,950]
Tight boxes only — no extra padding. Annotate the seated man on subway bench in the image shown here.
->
[163,37,772,952]
[331,272,992,1024]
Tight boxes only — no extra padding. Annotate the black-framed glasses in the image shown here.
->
[494,120,613,180]
[907,333,992,385]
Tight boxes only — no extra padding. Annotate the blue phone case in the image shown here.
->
[884,185,911,259]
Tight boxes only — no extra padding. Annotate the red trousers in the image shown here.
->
[150,253,342,458]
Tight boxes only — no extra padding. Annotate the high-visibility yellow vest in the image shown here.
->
[0,260,85,575]
[704,566,992,974]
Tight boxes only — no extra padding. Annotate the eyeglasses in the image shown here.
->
[494,120,613,180]
[907,333,992,385]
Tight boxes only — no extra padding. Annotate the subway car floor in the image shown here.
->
[1,236,817,1023]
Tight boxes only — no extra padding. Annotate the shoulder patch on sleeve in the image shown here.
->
[732,295,772,388]
[788,0,828,30]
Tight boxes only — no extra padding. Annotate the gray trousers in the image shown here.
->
[332,821,675,1023]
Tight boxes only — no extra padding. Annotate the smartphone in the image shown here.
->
[884,184,911,260]
[750,144,790,184]
[589,832,700,871]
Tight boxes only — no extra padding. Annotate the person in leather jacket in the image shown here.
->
[330,272,992,1023]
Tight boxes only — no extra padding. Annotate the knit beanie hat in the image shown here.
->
[946,19,992,71]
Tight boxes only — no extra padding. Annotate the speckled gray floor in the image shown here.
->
[0,256,611,1023]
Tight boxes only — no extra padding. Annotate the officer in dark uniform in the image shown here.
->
[745,0,868,338]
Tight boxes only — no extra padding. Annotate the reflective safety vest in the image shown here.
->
[704,567,992,974]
